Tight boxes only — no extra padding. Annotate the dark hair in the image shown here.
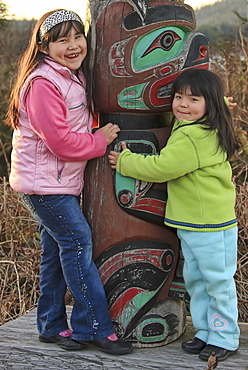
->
[170,68,238,159]
[5,9,93,129]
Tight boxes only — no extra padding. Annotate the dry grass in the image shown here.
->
[0,177,40,325]
[233,164,248,322]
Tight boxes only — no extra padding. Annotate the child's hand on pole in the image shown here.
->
[98,123,120,145]
[227,97,237,110]
[121,141,127,150]
[108,142,127,169]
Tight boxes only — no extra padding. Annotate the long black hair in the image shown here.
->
[170,68,238,159]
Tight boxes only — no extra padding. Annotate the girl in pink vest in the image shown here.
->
[6,9,132,355]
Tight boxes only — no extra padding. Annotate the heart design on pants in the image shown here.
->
[210,313,229,330]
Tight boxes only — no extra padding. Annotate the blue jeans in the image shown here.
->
[21,194,114,341]
[177,227,240,351]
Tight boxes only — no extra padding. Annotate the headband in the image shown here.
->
[39,9,82,41]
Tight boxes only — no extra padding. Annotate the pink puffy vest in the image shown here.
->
[10,58,95,195]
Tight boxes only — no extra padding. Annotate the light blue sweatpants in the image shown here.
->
[177,227,240,351]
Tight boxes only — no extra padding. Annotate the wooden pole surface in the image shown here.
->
[84,0,209,347]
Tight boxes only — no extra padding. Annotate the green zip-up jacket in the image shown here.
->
[116,119,237,232]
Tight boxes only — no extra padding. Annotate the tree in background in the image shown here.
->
[0,0,10,177]
[0,0,8,27]
[0,1,35,177]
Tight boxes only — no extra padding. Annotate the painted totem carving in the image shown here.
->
[84,0,209,347]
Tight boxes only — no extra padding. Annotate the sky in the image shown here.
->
[5,0,219,20]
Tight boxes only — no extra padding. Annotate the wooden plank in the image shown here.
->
[0,307,247,369]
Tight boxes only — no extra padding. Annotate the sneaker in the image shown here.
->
[39,334,85,351]
[182,337,206,354]
[199,344,238,361]
[77,337,133,355]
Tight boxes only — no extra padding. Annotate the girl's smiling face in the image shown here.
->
[41,26,87,73]
[172,87,206,122]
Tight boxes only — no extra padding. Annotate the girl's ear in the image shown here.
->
[38,42,49,55]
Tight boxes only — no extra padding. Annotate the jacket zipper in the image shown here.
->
[56,157,65,183]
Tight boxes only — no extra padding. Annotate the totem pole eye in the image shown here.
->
[160,32,177,50]
[142,30,181,57]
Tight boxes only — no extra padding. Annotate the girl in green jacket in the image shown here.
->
[108,69,240,362]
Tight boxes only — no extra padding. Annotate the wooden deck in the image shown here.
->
[0,307,247,370]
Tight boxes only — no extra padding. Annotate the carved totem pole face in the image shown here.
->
[93,0,209,113]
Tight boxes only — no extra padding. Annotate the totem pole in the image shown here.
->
[84,0,209,347]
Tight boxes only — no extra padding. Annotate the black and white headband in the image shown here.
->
[39,9,82,41]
